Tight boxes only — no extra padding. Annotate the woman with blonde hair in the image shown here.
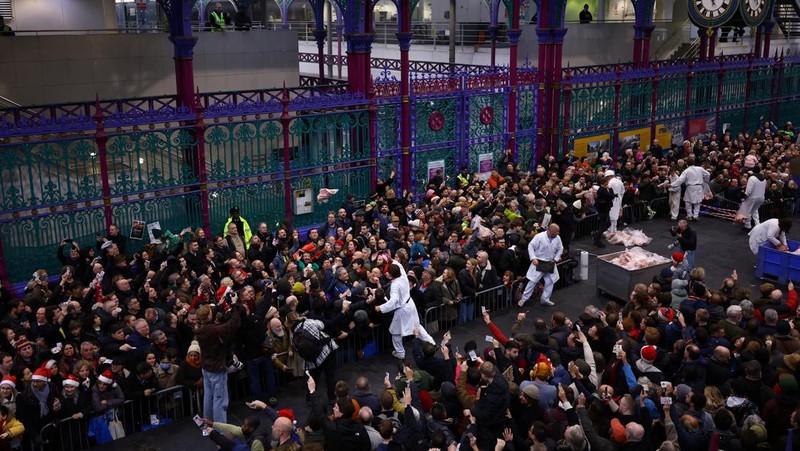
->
[440,267,462,325]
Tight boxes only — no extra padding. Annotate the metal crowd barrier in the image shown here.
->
[421,281,528,333]
[35,385,197,451]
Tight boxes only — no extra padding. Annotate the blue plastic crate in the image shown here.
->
[755,239,800,284]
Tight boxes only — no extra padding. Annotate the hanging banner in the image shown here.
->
[573,134,611,161]
[478,153,494,180]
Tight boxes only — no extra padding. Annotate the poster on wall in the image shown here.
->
[478,153,494,180]
[146,222,162,243]
[618,133,641,151]
[573,135,610,161]
[294,188,314,215]
[427,160,445,184]
[688,116,716,141]
[666,120,685,146]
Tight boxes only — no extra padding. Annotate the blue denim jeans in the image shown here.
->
[202,368,229,423]
[458,298,475,324]
[684,249,696,271]
[246,355,276,400]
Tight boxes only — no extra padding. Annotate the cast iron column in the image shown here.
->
[163,0,198,109]
[314,28,328,82]
[489,25,499,69]
[507,0,521,159]
[398,0,412,191]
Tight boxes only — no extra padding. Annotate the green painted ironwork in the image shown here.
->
[655,76,688,118]
[467,91,507,171]
[569,85,616,131]
[289,110,370,170]
[209,181,286,237]
[690,71,719,112]
[620,80,652,123]
[750,65,775,101]
[0,138,101,211]
[414,96,459,148]
[720,70,747,106]
[206,121,284,181]
[289,167,372,228]
[106,127,199,195]
[112,193,203,255]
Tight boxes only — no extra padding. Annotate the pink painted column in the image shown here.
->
[754,26,763,58]
[561,69,573,157]
[549,29,567,154]
[507,0,520,159]
[699,30,709,62]
[93,99,113,230]
[398,0,412,191]
[708,27,717,61]
[763,22,774,59]
[535,29,550,157]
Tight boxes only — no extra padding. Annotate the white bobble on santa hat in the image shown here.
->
[63,374,80,387]
[97,370,115,385]
[32,368,50,382]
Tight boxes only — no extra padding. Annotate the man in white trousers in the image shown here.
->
[737,166,767,229]
[518,224,564,308]
[748,217,791,255]
[606,170,625,232]
[376,259,435,359]
[671,159,710,221]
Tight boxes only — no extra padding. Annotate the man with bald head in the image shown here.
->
[519,223,563,307]
[706,346,733,387]
[271,416,298,450]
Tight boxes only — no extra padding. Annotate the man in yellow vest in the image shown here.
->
[208,3,229,32]
[223,206,252,243]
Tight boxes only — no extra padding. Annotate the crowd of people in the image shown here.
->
[0,118,799,450]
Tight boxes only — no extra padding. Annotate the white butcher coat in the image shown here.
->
[609,176,625,219]
[737,175,767,218]
[379,260,421,336]
[526,231,564,284]
[673,165,710,204]
[748,218,788,255]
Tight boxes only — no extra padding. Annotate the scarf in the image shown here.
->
[185,355,202,369]
[33,384,50,417]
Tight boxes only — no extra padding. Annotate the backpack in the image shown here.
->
[292,321,331,361]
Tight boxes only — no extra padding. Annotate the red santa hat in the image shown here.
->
[216,286,231,302]
[41,359,57,371]
[641,345,658,362]
[0,376,16,388]
[98,370,114,385]
[32,368,50,382]
[63,374,80,387]
[671,252,684,263]
[277,409,295,423]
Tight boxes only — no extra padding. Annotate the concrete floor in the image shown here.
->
[90,215,778,451]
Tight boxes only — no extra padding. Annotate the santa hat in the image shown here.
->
[32,368,50,382]
[63,374,80,387]
[671,252,684,263]
[658,307,676,322]
[277,409,295,424]
[98,370,114,385]
[41,359,57,370]
[641,345,658,362]
[0,376,16,388]
[216,286,231,302]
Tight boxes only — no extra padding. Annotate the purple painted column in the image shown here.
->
[699,30,709,62]
[641,25,655,66]
[280,86,293,226]
[93,99,113,230]
[507,0,520,159]
[754,25,763,58]
[612,66,622,156]
[314,28,328,82]
[743,55,753,131]
[536,28,550,157]
[633,26,643,67]
[337,24,344,79]
[549,29,567,154]
[561,69,573,157]
[194,93,211,236]
[489,25,499,69]
[763,22,774,60]
[708,27,717,61]
[397,0,412,191]
[164,0,199,109]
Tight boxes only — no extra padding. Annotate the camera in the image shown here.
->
[666,240,680,250]
[669,226,679,235]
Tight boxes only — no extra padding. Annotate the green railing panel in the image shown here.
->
[415,147,456,188]
[656,76,688,118]
[720,109,745,133]
[690,71,719,112]
[746,104,772,131]
[569,85,616,130]
[780,66,800,98]
[750,66,775,102]
[414,96,459,147]
[106,128,199,195]
[620,80,652,123]
[721,70,747,106]
[288,111,370,170]
[0,208,106,281]
[518,88,536,134]
[205,121,283,181]
[0,138,101,211]
[377,103,400,154]
[209,181,286,236]
[289,167,372,228]
[468,92,506,138]
[111,193,203,254]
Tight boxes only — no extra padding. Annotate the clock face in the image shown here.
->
[741,0,768,25]
[694,0,732,17]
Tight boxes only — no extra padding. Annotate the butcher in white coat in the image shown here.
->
[606,170,625,232]
[737,168,767,229]
[748,218,792,255]
[376,259,434,359]
[518,224,564,307]
[671,160,710,221]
